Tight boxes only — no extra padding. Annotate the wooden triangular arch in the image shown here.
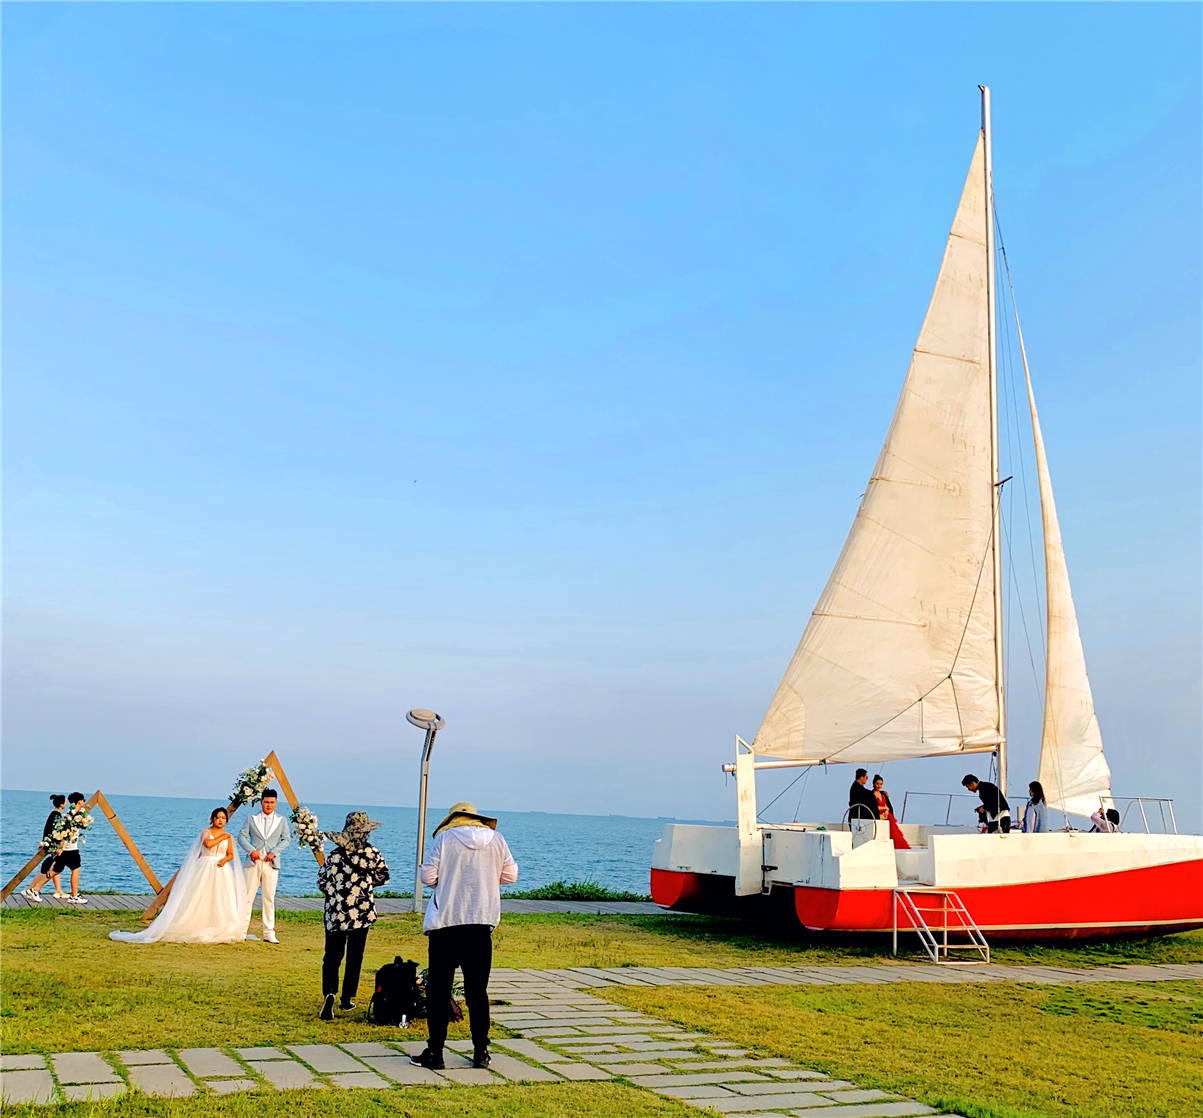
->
[1,791,162,902]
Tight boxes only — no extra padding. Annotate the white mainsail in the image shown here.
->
[1022,359,1113,817]
[752,135,1001,764]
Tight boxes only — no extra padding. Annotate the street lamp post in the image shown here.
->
[406,708,445,914]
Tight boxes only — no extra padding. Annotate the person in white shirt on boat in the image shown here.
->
[1089,808,1121,833]
[1022,781,1048,834]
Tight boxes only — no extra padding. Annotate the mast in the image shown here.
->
[980,84,1007,796]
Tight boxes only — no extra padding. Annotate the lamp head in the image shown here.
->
[407,708,445,732]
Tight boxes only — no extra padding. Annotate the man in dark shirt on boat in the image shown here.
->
[848,769,878,822]
[962,774,1010,833]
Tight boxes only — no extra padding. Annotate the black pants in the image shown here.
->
[426,924,493,1055]
[985,816,1012,834]
[322,927,369,1002]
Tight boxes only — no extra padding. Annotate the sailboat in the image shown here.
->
[650,88,1203,942]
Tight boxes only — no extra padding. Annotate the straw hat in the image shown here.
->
[433,801,497,837]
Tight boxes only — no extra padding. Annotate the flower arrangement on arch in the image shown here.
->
[291,805,322,851]
[231,760,274,807]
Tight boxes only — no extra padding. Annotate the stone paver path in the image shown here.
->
[3,961,1198,1110]
[485,960,1201,993]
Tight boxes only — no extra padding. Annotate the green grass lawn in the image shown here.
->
[601,980,1203,1118]
[3,907,1200,1055]
[0,1082,696,1118]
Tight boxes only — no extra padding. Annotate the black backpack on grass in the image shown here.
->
[369,957,425,1026]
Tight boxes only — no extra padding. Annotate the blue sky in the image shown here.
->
[3,3,1200,831]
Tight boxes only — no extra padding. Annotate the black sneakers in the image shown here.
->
[409,1048,445,1071]
[473,1050,491,1069]
[339,1000,356,1011]
[319,994,335,1021]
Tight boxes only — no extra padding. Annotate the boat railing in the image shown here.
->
[899,791,1178,833]
[898,792,978,825]
[1115,797,1178,835]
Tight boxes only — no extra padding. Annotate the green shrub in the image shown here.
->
[504,879,652,902]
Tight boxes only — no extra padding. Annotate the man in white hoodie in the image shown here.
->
[410,801,518,1071]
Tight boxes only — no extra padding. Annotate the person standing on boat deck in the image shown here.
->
[411,802,518,1072]
[848,769,878,822]
[1022,781,1048,833]
[962,774,1010,833]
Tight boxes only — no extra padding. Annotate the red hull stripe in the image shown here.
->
[651,859,1203,939]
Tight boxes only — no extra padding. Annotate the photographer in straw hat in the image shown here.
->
[410,802,517,1071]
[316,811,390,1021]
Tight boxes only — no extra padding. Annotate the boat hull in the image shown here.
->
[650,824,1203,940]
[652,861,1203,939]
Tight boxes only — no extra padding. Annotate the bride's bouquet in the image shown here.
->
[291,805,322,852]
[231,760,274,807]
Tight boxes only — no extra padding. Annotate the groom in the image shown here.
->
[238,789,291,944]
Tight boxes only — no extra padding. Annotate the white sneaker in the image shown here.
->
[264,932,279,944]
[67,895,88,904]
[53,893,66,900]
[245,934,259,941]
[21,888,42,903]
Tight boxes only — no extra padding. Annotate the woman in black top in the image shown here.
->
[21,795,66,901]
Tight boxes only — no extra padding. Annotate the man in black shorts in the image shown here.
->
[53,792,89,904]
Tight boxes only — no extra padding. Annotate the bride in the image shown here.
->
[111,808,251,945]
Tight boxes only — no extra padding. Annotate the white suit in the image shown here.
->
[238,809,290,936]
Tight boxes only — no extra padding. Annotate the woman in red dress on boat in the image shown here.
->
[871,775,910,850]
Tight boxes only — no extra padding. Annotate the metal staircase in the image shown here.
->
[893,888,990,964]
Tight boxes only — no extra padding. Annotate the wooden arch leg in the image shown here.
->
[91,792,163,894]
[1,851,49,902]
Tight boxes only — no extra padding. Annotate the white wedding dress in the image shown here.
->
[110,832,250,945]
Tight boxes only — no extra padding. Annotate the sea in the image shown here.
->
[0,789,729,898]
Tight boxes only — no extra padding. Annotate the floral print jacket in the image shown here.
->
[317,842,390,932]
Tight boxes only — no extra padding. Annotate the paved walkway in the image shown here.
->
[3,961,1198,1110]
[488,960,1203,990]
[0,992,959,1115]
[1,893,668,915]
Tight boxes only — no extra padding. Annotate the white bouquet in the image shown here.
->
[47,816,78,851]
[231,760,273,807]
[47,801,94,849]
[291,805,322,851]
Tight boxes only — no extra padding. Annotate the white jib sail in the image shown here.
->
[1023,362,1113,817]
[752,135,1001,764]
